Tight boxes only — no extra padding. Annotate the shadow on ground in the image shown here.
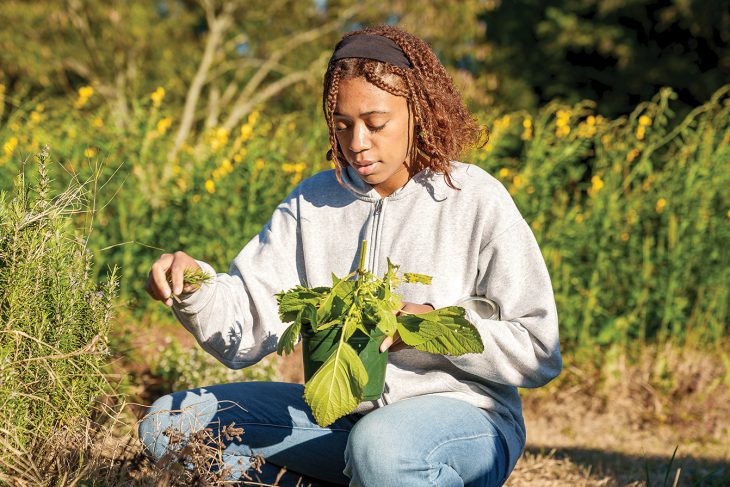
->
[523,445,730,486]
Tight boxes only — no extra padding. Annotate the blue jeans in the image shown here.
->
[138,381,510,486]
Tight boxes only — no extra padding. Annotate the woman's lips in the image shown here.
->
[354,161,377,176]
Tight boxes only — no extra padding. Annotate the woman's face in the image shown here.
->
[334,77,414,197]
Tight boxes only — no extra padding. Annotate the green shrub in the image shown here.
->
[0,147,118,448]
[152,336,279,392]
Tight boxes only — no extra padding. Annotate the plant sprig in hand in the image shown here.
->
[166,268,214,304]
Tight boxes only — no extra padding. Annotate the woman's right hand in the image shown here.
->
[145,251,202,306]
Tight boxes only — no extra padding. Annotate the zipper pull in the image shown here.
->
[374,200,383,215]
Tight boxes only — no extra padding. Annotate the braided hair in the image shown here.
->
[323,25,486,190]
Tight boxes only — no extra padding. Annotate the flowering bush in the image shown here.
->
[1,83,728,352]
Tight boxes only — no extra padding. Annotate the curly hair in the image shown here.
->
[322,25,486,190]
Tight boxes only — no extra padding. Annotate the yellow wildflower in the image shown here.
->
[212,168,222,181]
[240,123,253,142]
[521,117,533,140]
[75,85,94,108]
[282,163,296,173]
[210,127,229,151]
[67,127,77,139]
[84,147,97,158]
[205,179,215,193]
[556,110,570,127]
[247,110,260,126]
[156,117,173,135]
[192,194,201,203]
[577,123,596,138]
[656,198,667,213]
[233,153,243,163]
[498,168,511,178]
[3,136,18,155]
[35,103,44,112]
[150,87,166,108]
[590,175,604,193]
[575,213,584,223]
[627,148,640,162]
[636,126,646,140]
[513,175,525,188]
[638,115,652,126]
[221,158,233,173]
[620,231,630,241]
[255,158,265,170]
[586,115,596,126]
[601,134,612,146]
[30,111,42,123]
[555,125,570,138]
[92,117,104,128]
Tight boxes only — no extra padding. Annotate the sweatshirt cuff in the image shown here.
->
[172,259,217,314]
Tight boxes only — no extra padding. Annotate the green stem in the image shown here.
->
[358,239,368,286]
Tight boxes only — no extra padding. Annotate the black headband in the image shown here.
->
[330,34,412,69]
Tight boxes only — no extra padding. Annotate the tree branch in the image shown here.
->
[168,2,234,161]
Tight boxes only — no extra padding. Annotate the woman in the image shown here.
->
[141,25,562,486]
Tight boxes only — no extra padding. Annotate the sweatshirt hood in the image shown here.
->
[340,163,450,202]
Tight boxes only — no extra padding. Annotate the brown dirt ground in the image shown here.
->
[119,313,730,486]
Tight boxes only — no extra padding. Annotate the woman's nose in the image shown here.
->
[349,123,371,153]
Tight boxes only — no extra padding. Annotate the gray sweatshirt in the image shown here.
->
[172,161,562,472]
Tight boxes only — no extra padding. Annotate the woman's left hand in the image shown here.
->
[380,302,435,352]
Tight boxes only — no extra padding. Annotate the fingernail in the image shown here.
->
[174,286,181,295]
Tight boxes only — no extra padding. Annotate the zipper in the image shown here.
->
[368,199,385,274]
[369,198,388,408]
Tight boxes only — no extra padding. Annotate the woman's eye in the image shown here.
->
[334,123,386,132]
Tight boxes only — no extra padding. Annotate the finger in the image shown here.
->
[380,336,393,353]
[150,254,174,301]
[170,251,189,296]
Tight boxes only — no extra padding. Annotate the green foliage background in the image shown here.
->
[0,0,728,358]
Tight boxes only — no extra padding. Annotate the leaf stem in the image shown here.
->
[358,239,367,286]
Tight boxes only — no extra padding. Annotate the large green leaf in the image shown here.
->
[276,285,330,323]
[276,317,301,356]
[375,302,397,336]
[397,306,484,355]
[303,342,368,427]
[317,279,356,326]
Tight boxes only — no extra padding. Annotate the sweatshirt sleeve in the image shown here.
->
[444,217,562,388]
[169,189,303,369]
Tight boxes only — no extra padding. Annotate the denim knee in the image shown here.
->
[137,388,220,461]
[343,412,431,485]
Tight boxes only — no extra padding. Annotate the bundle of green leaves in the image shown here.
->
[276,240,484,427]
